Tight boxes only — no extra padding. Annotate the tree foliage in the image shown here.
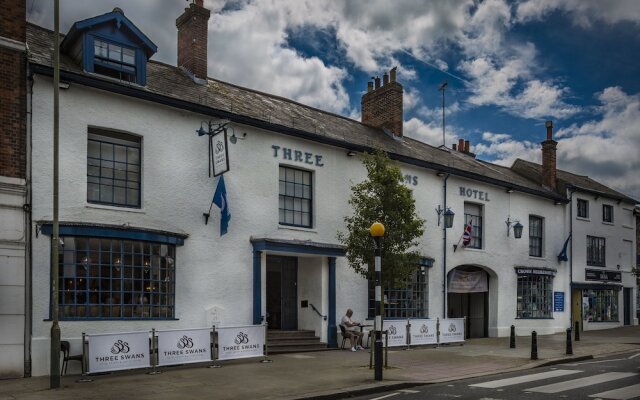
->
[337,149,425,286]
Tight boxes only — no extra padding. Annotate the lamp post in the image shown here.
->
[370,222,385,381]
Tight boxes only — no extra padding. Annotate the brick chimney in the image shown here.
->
[361,67,403,138]
[451,138,475,158]
[541,120,557,190]
[176,0,210,81]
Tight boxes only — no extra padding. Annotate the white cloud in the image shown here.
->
[516,0,640,27]
[404,117,459,147]
[474,131,539,166]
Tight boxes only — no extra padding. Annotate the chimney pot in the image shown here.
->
[452,144,457,151]
[195,0,204,6]
[374,77,381,90]
[464,140,470,153]
[541,121,557,190]
[390,67,397,82]
[545,120,553,140]
[383,73,389,86]
[367,81,373,93]
[458,139,464,152]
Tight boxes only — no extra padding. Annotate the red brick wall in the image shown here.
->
[361,82,403,137]
[541,140,557,190]
[176,3,210,80]
[0,0,27,179]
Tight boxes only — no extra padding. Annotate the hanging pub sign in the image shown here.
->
[156,328,212,367]
[211,127,229,176]
[585,269,622,282]
[196,120,230,177]
[87,331,150,374]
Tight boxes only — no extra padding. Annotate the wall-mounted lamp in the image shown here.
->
[59,81,70,90]
[436,206,455,228]
[506,188,514,193]
[229,132,246,144]
[505,217,524,238]
[346,150,356,157]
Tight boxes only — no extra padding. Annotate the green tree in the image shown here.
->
[337,149,425,286]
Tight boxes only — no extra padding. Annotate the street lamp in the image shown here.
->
[436,206,455,229]
[370,222,385,381]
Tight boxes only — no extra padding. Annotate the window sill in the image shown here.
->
[528,256,546,261]
[622,225,633,229]
[585,320,619,323]
[44,318,179,321]
[602,221,614,226]
[461,247,485,253]
[86,203,146,213]
[576,216,590,222]
[515,317,554,320]
[278,224,317,234]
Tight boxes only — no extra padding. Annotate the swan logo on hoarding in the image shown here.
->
[448,323,457,333]
[420,324,428,334]
[388,325,397,335]
[177,335,194,349]
[111,340,130,354]
[234,332,249,345]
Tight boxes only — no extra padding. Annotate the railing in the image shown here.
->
[309,303,327,320]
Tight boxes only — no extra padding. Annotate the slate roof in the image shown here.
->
[512,159,638,204]
[26,22,569,202]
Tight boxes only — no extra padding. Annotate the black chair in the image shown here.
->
[60,340,83,375]
[339,325,349,350]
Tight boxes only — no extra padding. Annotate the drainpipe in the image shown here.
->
[568,187,574,325]
[442,174,450,319]
[24,60,34,378]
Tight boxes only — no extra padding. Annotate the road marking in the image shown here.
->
[566,358,626,366]
[398,389,420,393]
[369,393,400,400]
[525,372,636,393]
[469,369,581,388]
[628,353,640,359]
[589,383,640,400]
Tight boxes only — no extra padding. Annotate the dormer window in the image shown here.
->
[60,8,157,87]
[93,39,137,83]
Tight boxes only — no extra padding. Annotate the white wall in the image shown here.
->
[0,176,26,378]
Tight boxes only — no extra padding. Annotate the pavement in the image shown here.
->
[1,325,640,400]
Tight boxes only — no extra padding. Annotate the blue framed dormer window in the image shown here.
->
[93,38,137,83]
[60,9,157,87]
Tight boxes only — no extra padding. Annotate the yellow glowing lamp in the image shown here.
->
[369,222,385,237]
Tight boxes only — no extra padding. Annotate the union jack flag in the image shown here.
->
[462,220,473,247]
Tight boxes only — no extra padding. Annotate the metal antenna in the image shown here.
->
[438,81,448,147]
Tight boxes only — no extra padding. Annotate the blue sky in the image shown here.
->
[27,0,640,200]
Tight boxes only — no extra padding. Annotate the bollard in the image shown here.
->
[530,331,538,360]
[510,325,516,349]
[566,328,573,355]
[574,320,580,342]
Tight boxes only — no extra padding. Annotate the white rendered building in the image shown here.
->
[3,2,637,377]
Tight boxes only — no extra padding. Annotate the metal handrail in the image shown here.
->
[309,303,327,320]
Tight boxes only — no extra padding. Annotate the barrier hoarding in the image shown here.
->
[87,331,150,374]
[217,324,265,360]
[382,320,407,347]
[157,328,212,366]
[438,318,465,343]
[408,319,438,345]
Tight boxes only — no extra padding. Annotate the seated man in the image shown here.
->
[341,308,365,352]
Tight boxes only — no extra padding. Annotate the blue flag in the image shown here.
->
[557,234,571,262]
[213,175,231,235]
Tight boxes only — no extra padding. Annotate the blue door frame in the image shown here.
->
[250,238,344,348]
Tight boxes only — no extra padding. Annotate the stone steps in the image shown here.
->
[266,330,329,354]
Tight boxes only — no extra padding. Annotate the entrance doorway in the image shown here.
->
[572,289,582,329]
[266,255,298,330]
[447,266,489,338]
